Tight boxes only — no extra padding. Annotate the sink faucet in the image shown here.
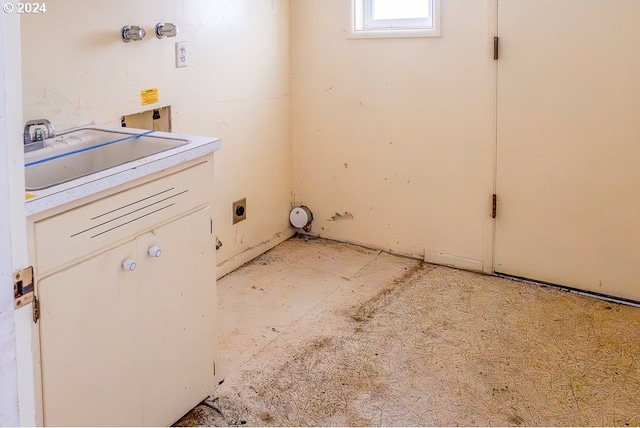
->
[24,119,55,152]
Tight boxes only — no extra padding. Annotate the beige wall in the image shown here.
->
[21,0,294,277]
[292,0,496,272]
[21,0,497,275]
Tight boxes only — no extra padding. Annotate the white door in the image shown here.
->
[495,0,640,301]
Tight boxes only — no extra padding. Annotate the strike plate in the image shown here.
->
[14,266,34,309]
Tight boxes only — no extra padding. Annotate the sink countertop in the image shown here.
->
[25,127,222,216]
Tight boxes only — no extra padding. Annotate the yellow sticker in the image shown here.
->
[140,88,159,106]
[25,193,36,200]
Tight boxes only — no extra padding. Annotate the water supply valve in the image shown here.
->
[122,25,146,42]
[155,22,179,39]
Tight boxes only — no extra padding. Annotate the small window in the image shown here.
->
[349,0,441,38]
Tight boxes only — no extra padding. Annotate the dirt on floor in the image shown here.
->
[176,238,640,427]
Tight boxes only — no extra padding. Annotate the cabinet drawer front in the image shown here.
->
[35,160,213,274]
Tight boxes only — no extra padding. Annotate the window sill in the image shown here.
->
[346,28,441,39]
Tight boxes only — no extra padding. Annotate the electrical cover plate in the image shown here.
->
[233,198,246,224]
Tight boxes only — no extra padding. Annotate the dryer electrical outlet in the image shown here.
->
[232,198,246,224]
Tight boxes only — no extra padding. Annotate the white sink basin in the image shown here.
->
[24,128,188,190]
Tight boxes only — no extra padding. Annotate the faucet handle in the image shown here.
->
[24,119,55,151]
[33,128,46,142]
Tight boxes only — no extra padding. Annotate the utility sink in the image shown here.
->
[24,128,188,191]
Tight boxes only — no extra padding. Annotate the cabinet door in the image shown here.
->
[137,206,217,426]
[38,240,142,427]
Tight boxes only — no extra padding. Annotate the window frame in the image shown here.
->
[348,0,441,39]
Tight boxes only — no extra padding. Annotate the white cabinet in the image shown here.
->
[38,240,142,426]
[31,159,217,426]
[138,207,216,427]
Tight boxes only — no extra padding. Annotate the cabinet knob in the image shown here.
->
[122,258,137,271]
[148,246,162,258]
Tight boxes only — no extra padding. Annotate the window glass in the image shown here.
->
[349,0,441,38]
[372,0,430,21]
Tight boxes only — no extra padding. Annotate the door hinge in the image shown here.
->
[33,295,40,323]
[14,266,34,309]
[492,194,497,219]
[493,36,499,60]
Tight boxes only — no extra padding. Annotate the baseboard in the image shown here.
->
[304,233,425,261]
[217,230,484,278]
[423,249,484,272]
[216,228,295,279]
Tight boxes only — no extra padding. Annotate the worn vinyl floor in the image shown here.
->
[176,236,640,427]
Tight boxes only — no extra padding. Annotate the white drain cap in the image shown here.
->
[289,206,313,229]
